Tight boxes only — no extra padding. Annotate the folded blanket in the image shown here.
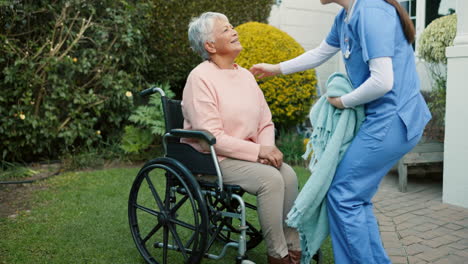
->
[286,73,365,263]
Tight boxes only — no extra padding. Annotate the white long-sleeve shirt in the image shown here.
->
[280,41,394,108]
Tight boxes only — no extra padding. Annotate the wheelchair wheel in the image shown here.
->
[128,158,209,264]
[205,192,263,250]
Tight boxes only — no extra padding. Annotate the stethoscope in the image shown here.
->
[343,0,355,59]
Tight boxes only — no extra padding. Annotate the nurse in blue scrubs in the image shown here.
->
[250,0,431,263]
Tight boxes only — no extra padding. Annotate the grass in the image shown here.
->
[0,165,334,264]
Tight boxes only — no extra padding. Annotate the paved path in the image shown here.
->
[374,171,468,264]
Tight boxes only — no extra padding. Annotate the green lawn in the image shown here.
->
[0,165,333,264]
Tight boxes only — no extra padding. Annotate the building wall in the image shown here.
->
[268,0,342,94]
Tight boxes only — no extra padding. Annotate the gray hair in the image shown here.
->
[188,12,228,60]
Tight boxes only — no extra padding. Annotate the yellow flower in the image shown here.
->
[96,130,101,135]
[72,57,78,63]
[125,91,133,97]
[19,114,26,120]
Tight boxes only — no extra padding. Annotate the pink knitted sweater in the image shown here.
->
[181,60,275,162]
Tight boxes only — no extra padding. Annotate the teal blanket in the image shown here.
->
[286,73,365,263]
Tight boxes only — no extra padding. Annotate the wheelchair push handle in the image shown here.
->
[140,86,166,97]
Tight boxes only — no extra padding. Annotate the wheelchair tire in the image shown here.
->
[128,158,209,264]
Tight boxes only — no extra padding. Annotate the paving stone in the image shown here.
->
[439,234,462,243]
[396,221,418,231]
[385,209,408,217]
[431,254,466,264]
[400,236,423,246]
[448,241,468,250]
[398,229,420,238]
[443,223,464,231]
[453,249,468,258]
[380,225,396,232]
[420,236,452,248]
[394,213,418,224]
[412,209,433,216]
[405,244,433,256]
[427,204,450,211]
[407,256,428,264]
[386,247,407,256]
[452,228,468,239]
[413,222,438,232]
[383,241,404,248]
[416,230,441,240]
[381,231,400,243]
[389,255,408,264]
[378,220,395,226]
[453,217,468,227]
[414,249,449,262]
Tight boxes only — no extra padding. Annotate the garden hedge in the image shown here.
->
[235,22,318,128]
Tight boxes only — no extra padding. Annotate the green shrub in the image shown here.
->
[120,83,174,154]
[276,128,307,166]
[418,14,457,64]
[0,0,154,162]
[148,0,274,97]
[417,14,457,132]
[235,22,318,128]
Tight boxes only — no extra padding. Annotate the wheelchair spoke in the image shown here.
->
[169,218,196,231]
[185,232,196,249]
[145,175,165,211]
[168,223,189,260]
[134,203,162,218]
[142,222,162,244]
[169,195,189,215]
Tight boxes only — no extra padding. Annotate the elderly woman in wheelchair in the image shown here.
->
[128,12,303,264]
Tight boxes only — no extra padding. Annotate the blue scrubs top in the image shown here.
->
[325,0,431,141]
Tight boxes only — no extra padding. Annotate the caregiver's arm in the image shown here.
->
[340,57,394,108]
[250,40,339,78]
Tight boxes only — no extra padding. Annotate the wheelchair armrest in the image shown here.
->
[169,129,216,145]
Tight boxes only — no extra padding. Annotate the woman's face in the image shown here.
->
[208,18,242,57]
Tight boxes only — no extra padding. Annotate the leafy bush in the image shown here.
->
[235,22,318,128]
[417,14,457,133]
[0,0,154,162]
[148,0,274,97]
[120,83,174,154]
[276,128,307,166]
[418,14,457,64]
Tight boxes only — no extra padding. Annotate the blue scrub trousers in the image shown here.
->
[327,115,422,264]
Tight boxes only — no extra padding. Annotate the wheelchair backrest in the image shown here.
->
[161,97,184,132]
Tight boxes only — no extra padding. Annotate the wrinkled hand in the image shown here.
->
[258,145,283,169]
[327,96,345,109]
[249,63,281,79]
[257,158,271,166]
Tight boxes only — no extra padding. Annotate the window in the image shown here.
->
[399,0,417,28]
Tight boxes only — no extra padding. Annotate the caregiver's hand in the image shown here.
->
[249,63,281,79]
[327,96,345,109]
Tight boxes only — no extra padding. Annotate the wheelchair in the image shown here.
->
[128,86,323,264]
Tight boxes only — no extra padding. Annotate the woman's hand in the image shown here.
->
[327,96,345,109]
[259,145,283,169]
[249,63,281,79]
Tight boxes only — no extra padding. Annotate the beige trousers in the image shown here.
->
[219,158,301,258]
